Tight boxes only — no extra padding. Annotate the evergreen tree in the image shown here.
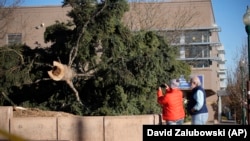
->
[0,0,191,115]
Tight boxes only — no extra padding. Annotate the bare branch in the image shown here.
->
[0,0,23,39]
[34,78,51,83]
[66,80,83,105]
[33,62,53,68]
[17,77,51,86]
[1,92,16,106]
[123,1,199,43]
[76,73,94,80]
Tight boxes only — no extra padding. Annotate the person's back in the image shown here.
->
[157,79,185,125]
[161,88,185,121]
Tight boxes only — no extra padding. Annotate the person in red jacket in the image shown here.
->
[157,79,185,125]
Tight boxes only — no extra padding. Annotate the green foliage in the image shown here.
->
[0,0,191,116]
[0,45,34,95]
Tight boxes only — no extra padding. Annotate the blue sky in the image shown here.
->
[212,0,250,70]
[21,0,250,70]
[21,0,63,6]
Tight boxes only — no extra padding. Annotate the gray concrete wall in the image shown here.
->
[11,117,57,140]
[0,106,161,141]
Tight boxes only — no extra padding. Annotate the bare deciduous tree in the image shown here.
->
[0,0,23,39]
[122,0,199,43]
[225,41,248,123]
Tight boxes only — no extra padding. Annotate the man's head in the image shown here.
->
[170,79,180,88]
[190,76,201,89]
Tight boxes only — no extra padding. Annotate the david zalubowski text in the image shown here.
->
[147,128,225,136]
[143,125,249,140]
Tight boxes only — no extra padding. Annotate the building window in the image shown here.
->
[186,60,210,68]
[7,33,22,45]
[184,31,210,43]
[185,45,210,58]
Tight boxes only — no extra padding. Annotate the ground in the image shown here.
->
[13,107,77,117]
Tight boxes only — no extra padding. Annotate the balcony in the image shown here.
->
[171,42,221,47]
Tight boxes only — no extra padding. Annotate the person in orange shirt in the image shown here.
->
[157,79,185,125]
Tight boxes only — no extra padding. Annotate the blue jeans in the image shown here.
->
[191,113,208,125]
[166,118,184,125]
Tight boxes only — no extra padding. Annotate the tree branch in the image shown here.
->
[68,2,107,66]
[1,92,16,106]
[66,80,83,105]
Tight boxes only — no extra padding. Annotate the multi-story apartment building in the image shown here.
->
[122,0,226,122]
[0,0,226,123]
[123,0,226,91]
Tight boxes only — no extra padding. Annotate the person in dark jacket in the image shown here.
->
[187,76,208,125]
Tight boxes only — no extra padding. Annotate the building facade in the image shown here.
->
[122,0,226,122]
[123,0,226,94]
[0,0,226,122]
